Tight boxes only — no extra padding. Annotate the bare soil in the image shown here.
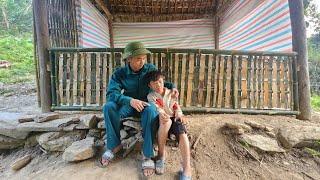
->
[0,82,320,180]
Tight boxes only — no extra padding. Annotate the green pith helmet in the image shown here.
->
[123,41,151,60]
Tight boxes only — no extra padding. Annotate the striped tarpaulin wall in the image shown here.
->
[113,19,215,49]
[78,0,110,48]
[219,0,293,52]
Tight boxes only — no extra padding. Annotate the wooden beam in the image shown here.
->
[108,20,114,48]
[33,0,52,112]
[288,0,311,120]
[95,0,113,21]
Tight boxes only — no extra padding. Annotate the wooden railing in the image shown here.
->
[49,48,299,115]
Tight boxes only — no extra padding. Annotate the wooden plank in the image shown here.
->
[174,54,179,92]
[237,56,242,108]
[72,52,78,106]
[205,55,213,107]
[276,57,281,108]
[252,56,258,108]
[263,57,269,108]
[66,53,71,105]
[177,54,183,104]
[58,53,64,106]
[186,53,194,107]
[198,54,206,107]
[268,56,274,108]
[246,55,252,109]
[221,56,228,108]
[79,53,85,106]
[226,56,232,108]
[102,53,107,104]
[241,57,248,108]
[96,53,101,105]
[180,54,187,106]
[280,58,286,109]
[216,55,223,108]
[257,56,263,109]
[86,53,92,106]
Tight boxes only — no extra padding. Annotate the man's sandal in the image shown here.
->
[96,149,115,168]
[178,170,192,180]
[141,158,155,177]
[155,158,165,175]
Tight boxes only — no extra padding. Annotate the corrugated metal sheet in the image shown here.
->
[78,0,110,48]
[219,0,293,52]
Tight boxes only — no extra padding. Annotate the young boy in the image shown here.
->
[145,70,192,180]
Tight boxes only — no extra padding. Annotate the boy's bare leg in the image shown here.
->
[179,133,191,177]
[157,119,172,159]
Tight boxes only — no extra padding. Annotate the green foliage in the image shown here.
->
[0,34,35,83]
[311,95,320,111]
[0,0,33,35]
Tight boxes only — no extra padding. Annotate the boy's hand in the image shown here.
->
[171,88,179,98]
[130,99,150,112]
[159,112,170,124]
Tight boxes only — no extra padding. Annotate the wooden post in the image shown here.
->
[33,0,52,112]
[288,0,311,120]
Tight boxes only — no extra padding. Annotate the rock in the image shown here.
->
[11,154,32,170]
[278,125,320,149]
[0,135,24,150]
[79,114,98,128]
[87,129,101,139]
[24,134,41,148]
[120,130,128,140]
[18,115,36,123]
[62,137,95,162]
[224,122,252,135]
[240,134,285,153]
[121,117,141,122]
[17,117,80,132]
[244,121,266,130]
[0,112,30,139]
[97,120,105,129]
[265,126,274,132]
[0,60,11,68]
[96,114,104,121]
[266,131,276,138]
[37,131,82,152]
[123,120,142,130]
[34,113,60,123]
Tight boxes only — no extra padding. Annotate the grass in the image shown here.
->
[311,95,320,112]
[0,34,35,84]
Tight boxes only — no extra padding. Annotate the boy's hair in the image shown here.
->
[144,70,165,85]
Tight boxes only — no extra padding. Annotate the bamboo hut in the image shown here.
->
[32,0,311,120]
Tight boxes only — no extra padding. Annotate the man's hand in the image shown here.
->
[130,99,150,112]
[159,112,170,124]
[176,115,188,124]
[171,88,179,98]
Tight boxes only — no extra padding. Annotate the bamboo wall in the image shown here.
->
[49,48,298,114]
[47,0,79,47]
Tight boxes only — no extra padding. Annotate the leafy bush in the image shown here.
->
[0,34,35,83]
[311,95,320,112]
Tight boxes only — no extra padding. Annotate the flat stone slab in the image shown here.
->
[62,137,95,162]
[0,134,25,150]
[0,112,30,139]
[278,125,320,149]
[37,131,82,152]
[17,117,79,132]
[79,114,98,128]
[34,113,60,123]
[11,154,32,170]
[240,134,285,153]
[123,120,142,131]
[97,120,105,129]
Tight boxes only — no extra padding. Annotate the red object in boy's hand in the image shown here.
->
[156,98,164,108]
[173,102,178,110]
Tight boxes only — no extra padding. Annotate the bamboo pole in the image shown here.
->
[33,0,52,112]
[289,0,311,120]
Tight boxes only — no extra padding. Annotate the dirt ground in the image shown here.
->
[1,82,320,180]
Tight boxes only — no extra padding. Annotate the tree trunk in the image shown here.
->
[289,0,312,120]
[33,0,52,112]
[1,6,9,29]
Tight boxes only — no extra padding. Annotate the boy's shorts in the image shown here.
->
[168,117,187,141]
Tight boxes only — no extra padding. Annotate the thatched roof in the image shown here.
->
[91,0,235,22]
